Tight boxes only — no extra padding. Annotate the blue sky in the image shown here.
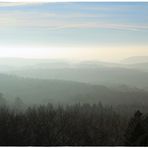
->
[0,2,148,61]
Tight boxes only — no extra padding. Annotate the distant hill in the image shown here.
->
[121,56,148,64]
[0,73,148,105]
[121,56,148,72]
[11,66,148,89]
[126,62,148,72]
[0,57,124,71]
[0,58,70,68]
[1,57,148,89]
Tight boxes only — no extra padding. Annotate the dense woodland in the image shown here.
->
[0,93,148,146]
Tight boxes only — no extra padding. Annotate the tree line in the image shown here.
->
[0,99,148,146]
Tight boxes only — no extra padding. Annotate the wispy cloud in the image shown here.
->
[41,22,148,32]
[0,3,147,32]
[0,11,147,32]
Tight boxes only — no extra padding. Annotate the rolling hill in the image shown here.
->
[0,73,148,105]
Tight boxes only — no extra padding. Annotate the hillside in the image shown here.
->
[10,66,148,89]
[0,73,148,105]
[121,56,148,64]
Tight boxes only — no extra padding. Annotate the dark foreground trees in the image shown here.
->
[124,110,148,146]
[0,103,147,146]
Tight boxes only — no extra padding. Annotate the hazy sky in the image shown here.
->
[0,2,148,62]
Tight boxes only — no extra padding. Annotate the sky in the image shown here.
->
[0,2,148,62]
